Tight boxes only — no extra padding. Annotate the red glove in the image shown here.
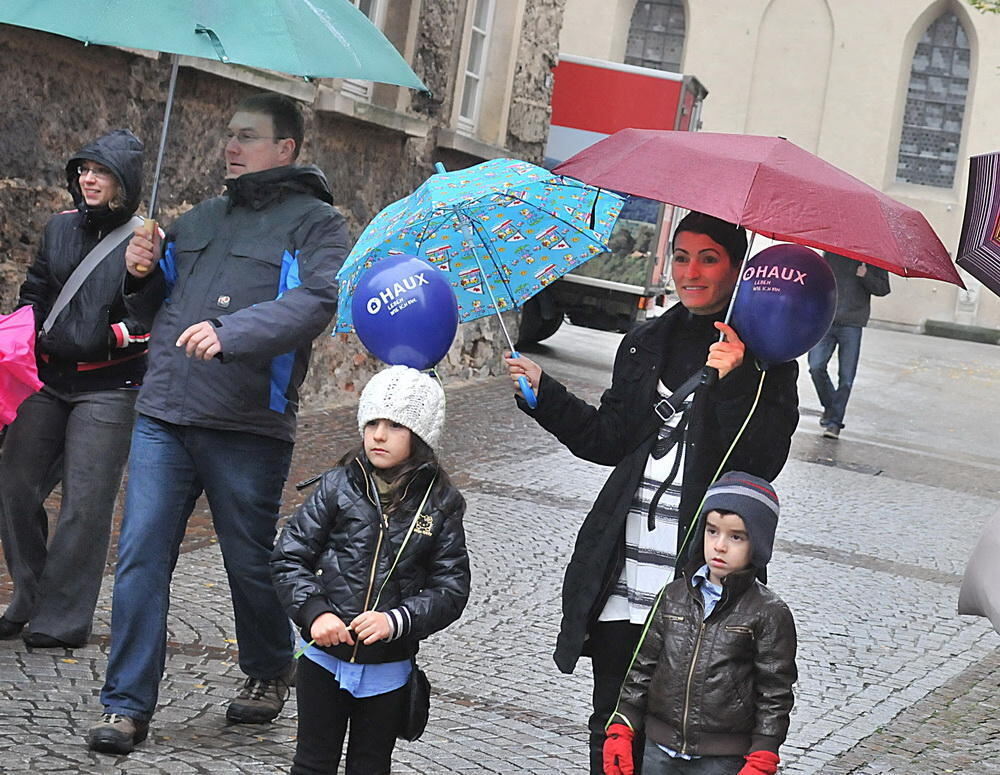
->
[602,723,635,775]
[738,750,780,775]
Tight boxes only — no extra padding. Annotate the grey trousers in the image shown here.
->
[0,386,136,643]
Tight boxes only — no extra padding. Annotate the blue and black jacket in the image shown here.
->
[124,164,349,443]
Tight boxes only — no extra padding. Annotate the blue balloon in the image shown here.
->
[351,254,459,370]
[731,245,837,366]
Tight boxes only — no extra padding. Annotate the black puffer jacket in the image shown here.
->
[18,129,154,392]
[517,302,799,673]
[270,457,470,664]
[613,565,797,757]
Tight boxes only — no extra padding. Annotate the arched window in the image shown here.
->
[624,0,686,73]
[896,11,970,188]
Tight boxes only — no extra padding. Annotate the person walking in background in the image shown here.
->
[0,129,149,650]
[86,92,349,755]
[603,472,797,775]
[271,365,470,775]
[808,251,890,440]
[505,212,799,775]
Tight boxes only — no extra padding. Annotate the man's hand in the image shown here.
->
[176,321,222,360]
[125,223,162,277]
[707,322,746,379]
[503,351,542,392]
[350,611,393,645]
[856,263,868,278]
[309,613,354,647]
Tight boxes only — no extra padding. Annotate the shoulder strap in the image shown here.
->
[42,215,144,334]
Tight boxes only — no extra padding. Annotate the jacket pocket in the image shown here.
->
[219,238,288,311]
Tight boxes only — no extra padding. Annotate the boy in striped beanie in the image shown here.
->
[604,472,798,775]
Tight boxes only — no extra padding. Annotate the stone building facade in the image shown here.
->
[0,0,566,409]
[560,0,1000,333]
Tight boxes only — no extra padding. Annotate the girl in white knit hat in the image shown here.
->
[271,365,470,775]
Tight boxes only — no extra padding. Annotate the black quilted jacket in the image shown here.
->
[270,457,470,664]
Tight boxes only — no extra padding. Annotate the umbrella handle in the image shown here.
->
[510,351,538,409]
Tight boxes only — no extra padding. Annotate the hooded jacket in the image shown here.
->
[270,457,470,664]
[124,164,349,442]
[17,129,154,392]
[516,302,799,674]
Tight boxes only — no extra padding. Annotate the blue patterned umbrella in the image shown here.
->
[335,159,624,348]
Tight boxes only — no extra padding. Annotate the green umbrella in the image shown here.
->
[1,0,427,215]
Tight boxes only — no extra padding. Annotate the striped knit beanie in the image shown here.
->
[700,471,780,569]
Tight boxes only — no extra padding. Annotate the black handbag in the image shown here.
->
[398,659,431,741]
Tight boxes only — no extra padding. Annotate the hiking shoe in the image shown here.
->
[86,713,149,755]
[822,425,840,439]
[0,615,25,639]
[226,668,293,724]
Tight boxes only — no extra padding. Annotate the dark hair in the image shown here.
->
[671,211,748,265]
[236,92,305,160]
[340,435,450,517]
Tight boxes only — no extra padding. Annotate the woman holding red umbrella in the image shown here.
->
[505,212,799,775]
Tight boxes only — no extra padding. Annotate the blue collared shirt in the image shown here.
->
[299,639,411,698]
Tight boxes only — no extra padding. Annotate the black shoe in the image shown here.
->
[0,616,25,639]
[22,631,85,649]
[226,665,294,724]
[822,425,841,439]
[86,713,150,755]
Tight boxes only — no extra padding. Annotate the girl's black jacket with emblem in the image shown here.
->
[270,457,470,664]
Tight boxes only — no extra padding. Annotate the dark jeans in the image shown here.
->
[0,386,136,643]
[641,741,744,775]
[291,655,404,775]
[100,415,294,722]
[808,324,863,429]
[589,620,645,775]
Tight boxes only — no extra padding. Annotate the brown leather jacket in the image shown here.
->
[612,566,797,757]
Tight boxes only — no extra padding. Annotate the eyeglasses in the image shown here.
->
[225,130,288,146]
[77,164,114,181]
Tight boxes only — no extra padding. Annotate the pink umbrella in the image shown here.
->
[555,129,965,286]
[0,306,43,425]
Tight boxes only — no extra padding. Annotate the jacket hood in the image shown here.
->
[225,164,334,210]
[66,129,145,228]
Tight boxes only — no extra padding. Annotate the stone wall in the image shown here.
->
[0,1,564,409]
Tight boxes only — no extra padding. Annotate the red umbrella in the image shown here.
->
[554,129,965,287]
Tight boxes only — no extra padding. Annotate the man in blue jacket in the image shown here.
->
[87,93,350,755]
[808,251,890,440]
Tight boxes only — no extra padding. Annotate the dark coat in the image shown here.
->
[124,164,350,442]
[18,129,155,392]
[614,565,797,757]
[825,251,891,327]
[518,302,799,673]
[270,457,470,664]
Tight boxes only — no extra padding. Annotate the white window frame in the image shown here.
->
[342,0,386,102]
[457,0,495,135]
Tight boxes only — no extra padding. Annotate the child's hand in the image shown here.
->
[310,612,354,647]
[350,611,392,645]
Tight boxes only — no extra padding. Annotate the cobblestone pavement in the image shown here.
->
[1,324,998,773]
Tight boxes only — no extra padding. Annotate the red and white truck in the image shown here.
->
[517,53,707,344]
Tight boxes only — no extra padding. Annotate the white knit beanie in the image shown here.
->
[357,365,446,450]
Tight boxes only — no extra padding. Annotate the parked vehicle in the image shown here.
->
[517,54,707,345]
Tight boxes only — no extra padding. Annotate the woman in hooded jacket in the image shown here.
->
[0,129,157,649]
